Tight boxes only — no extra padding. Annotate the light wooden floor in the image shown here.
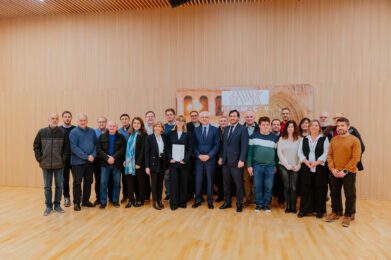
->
[0,187,390,259]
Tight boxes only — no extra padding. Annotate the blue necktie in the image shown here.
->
[202,127,207,140]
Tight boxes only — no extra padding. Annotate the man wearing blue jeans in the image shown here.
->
[247,116,279,213]
[33,113,70,216]
[96,121,126,208]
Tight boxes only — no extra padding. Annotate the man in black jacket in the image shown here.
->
[96,121,127,208]
[33,113,70,216]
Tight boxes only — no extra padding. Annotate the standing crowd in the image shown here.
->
[33,107,365,227]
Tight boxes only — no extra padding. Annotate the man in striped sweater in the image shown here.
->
[247,116,279,213]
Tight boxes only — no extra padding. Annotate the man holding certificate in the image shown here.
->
[167,116,193,210]
[192,111,220,209]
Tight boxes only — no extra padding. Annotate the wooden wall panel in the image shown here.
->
[0,0,390,199]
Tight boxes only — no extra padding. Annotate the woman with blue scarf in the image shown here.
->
[124,117,147,208]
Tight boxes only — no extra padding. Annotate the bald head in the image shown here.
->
[245,110,256,126]
[77,113,88,129]
[48,113,59,128]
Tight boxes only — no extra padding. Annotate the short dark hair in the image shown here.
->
[258,116,270,124]
[281,107,290,112]
[62,111,72,117]
[145,111,155,117]
[271,118,281,124]
[165,108,176,115]
[120,113,130,120]
[336,117,350,126]
[229,109,240,118]
[190,110,199,115]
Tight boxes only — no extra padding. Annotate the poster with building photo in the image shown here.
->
[176,84,313,125]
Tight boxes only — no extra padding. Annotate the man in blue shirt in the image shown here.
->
[69,113,97,211]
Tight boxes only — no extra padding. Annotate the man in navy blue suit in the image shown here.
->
[219,110,248,212]
[192,111,220,209]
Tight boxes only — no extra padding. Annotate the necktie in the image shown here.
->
[228,126,234,139]
[202,127,207,140]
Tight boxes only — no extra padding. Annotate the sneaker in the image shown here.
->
[325,213,340,222]
[264,206,271,213]
[254,206,261,213]
[64,197,71,207]
[43,208,52,216]
[54,205,65,213]
[342,216,351,227]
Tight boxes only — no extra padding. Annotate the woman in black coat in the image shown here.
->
[145,122,168,210]
[124,117,147,208]
[167,115,193,210]
[297,120,330,218]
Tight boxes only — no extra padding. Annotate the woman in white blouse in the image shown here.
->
[277,120,301,214]
[297,120,329,219]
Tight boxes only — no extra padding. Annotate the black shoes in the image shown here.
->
[208,203,214,209]
[297,212,305,218]
[219,203,232,209]
[99,204,106,209]
[236,205,243,212]
[178,204,187,208]
[125,201,134,208]
[153,201,162,210]
[316,213,324,219]
[134,201,143,207]
[285,205,291,213]
[164,195,170,201]
[82,201,95,208]
[74,204,81,211]
[192,201,201,208]
[94,200,100,206]
[113,203,120,208]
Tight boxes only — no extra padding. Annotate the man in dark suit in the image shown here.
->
[192,111,220,209]
[186,110,200,200]
[219,110,248,212]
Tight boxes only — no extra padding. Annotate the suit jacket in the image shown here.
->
[167,131,193,168]
[134,131,147,168]
[145,134,168,173]
[221,123,249,167]
[97,132,126,169]
[186,122,199,134]
[193,124,220,161]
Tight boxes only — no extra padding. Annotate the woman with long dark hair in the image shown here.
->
[299,117,310,137]
[124,117,147,208]
[297,120,329,218]
[277,120,301,213]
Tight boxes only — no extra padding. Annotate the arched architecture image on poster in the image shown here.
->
[176,84,313,125]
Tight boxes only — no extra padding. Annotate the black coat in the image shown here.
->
[145,134,168,173]
[167,131,193,168]
[221,124,249,167]
[134,132,147,168]
[96,132,126,169]
[300,136,328,186]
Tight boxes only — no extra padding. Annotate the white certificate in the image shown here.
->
[172,144,185,161]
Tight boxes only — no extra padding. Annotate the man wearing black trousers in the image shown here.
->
[219,110,248,213]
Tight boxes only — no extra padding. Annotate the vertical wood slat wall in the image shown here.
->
[0,0,390,199]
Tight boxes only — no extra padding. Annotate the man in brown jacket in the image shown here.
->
[325,117,361,227]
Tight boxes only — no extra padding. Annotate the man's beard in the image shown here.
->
[320,122,328,127]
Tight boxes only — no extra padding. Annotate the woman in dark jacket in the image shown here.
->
[145,121,168,210]
[124,117,147,208]
[297,120,330,218]
[167,115,193,210]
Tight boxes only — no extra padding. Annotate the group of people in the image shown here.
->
[33,107,365,227]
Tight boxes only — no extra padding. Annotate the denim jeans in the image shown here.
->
[279,165,299,206]
[43,168,63,208]
[253,164,275,207]
[100,166,121,205]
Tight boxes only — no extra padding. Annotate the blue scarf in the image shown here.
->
[125,131,137,176]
